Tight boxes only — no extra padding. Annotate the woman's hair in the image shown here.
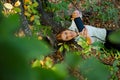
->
[56,32,62,41]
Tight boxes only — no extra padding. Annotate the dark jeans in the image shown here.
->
[104,30,120,51]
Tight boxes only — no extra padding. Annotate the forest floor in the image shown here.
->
[67,0,120,30]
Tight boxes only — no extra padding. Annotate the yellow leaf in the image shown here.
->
[40,60,44,66]
[30,15,34,22]
[24,0,30,3]
[38,36,43,40]
[24,5,28,10]
[4,3,13,10]
[24,11,31,17]
[24,0,32,4]
[18,30,25,37]
[14,0,21,7]
[29,25,33,30]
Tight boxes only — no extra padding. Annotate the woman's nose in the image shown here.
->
[68,32,72,37]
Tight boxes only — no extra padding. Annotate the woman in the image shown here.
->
[56,10,120,51]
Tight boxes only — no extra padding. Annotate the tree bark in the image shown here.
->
[19,0,32,36]
[36,0,63,34]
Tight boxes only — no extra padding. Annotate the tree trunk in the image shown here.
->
[19,0,32,36]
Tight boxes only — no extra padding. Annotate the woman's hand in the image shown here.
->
[78,28,87,38]
[78,28,92,45]
[71,10,81,20]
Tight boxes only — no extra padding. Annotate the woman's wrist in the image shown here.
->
[71,17,80,20]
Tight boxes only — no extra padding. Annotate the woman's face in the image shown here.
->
[61,30,77,41]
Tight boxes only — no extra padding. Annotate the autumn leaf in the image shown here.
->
[14,0,21,7]
[4,3,13,10]
[30,15,34,22]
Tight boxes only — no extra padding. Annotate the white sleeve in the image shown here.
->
[68,20,79,32]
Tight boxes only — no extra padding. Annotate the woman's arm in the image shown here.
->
[72,10,92,44]
[79,28,92,45]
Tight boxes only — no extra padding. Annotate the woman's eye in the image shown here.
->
[70,32,72,34]
[64,32,67,35]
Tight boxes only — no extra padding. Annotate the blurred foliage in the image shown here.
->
[109,30,120,44]
[64,53,111,80]
[0,5,52,80]
[79,57,110,80]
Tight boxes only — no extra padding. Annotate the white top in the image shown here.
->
[69,20,107,43]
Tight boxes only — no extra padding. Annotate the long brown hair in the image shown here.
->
[56,31,64,41]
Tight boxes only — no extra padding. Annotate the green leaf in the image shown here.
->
[113,60,119,67]
[65,53,82,68]
[35,19,40,25]
[0,14,20,37]
[109,30,120,44]
[33,67,66,80]
[44,57,53,68]
[59,46,64,52]
[79,57,110,80]
[33,2,38,7]
[52,63,68,78]
[64,44,69,51]
[32,60,41,68]
[14,7,21,13]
